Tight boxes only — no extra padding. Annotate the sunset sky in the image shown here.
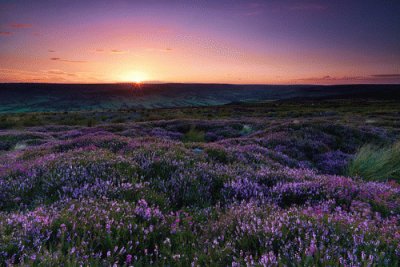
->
[0,0,399,84]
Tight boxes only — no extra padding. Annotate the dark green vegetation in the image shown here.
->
[0,98,399,266]
[1,98,400,129]
[1,83,400,113]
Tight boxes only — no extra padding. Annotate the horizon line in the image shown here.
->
[1,82,399,87]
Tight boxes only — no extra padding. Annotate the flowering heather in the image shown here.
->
[0,108,399,266]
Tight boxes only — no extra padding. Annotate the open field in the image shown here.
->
[1,83,400,113]
[0,97,399,266]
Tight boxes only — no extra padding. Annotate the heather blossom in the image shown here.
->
[0,117,398,265]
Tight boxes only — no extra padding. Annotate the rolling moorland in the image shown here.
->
[1,83,400,113]
[0,85,400,266]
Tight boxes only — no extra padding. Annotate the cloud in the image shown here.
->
[0,68,90,83]
[0,68,22,74]
[0,68,47,82]
[50,57,87,63]
[110,49,129,54]
[370,74,400,78]
[289,3,327,11]
[244,10,264,16]
[241,2,266,16]
[48,50,56,53]
[297,73,400,84]
[239,1,327,16]
[0,3,15,12]
[91,48,130,54]
[10,23,32,29]
[46,69,76,76]
[145,48,173,53]
[89,49,105,53]
[0,31,12,36]
[299,75,367,82]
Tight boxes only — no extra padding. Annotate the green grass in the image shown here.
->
[183,126,205,143]
[348,141,400,181]
[1,100,400,129]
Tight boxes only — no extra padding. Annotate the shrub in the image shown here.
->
[348,142,400,181]
[0,117,14,129]
[21,115,43,127]
[183,126,205,142]
[205,147,230,163]
[316,150,352,175]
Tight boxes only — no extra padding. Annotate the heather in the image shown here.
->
[0,100,399,266]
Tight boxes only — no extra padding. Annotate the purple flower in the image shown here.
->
[126,254,132,263]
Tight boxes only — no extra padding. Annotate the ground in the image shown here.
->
[0,99,399,266]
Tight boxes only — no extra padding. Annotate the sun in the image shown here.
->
[133,78,142,84]
[132,74,144,84]
[119,71,148,84]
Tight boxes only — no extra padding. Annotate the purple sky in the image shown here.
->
[0,0,399,84]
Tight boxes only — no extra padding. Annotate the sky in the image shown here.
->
[0,0,399,84]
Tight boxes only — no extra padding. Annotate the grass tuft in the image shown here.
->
[348,142,400,181]
[183,126,205,142]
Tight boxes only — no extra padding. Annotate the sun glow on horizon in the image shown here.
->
[119,71,148,84]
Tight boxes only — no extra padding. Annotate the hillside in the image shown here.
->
[1,83,399,113]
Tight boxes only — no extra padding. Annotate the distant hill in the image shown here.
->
[0,83,399,113]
